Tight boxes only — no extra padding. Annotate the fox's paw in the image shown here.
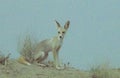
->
[26,62,31,65]
[56,65,65,70]
[37,63,47,67]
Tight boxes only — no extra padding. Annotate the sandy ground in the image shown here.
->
[0,60,90,78]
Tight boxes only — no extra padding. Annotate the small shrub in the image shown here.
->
[0,51,11,65]
[17,35,37,63]
[90,64,120,78]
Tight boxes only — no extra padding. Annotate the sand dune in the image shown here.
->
[1,59,120,78]
[0,60,90,78]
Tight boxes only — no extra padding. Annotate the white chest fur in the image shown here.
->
[50,37,63,49]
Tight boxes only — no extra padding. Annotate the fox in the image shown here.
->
[18,20,70,69]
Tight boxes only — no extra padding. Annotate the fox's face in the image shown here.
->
[55,20,70,40]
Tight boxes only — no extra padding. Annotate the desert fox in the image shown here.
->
[18,20,70,69]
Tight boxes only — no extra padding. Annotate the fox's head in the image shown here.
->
[55,20,70,40]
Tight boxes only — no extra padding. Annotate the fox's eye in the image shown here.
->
[58,31,60,34]
[62,32,65,34]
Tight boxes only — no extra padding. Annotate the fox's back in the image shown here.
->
[34,39,52,53]
[34,36,62,53]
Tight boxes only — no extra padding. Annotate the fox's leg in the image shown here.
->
[34,51,48,66]
[53,49,64,69]
[53,50,59,67]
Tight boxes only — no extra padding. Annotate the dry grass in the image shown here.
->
[1,59,120,78]
[0,51,11,65]
[17,35,37,63]
[0,59,85,78]
[90,64,120,78]
[0,51,5,65]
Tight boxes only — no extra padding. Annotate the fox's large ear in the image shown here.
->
[64,20,70,30]
[55,20,61,28]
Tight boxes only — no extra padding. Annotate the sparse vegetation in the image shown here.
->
[0,51,11,65]
[0,59,83,78]
[90,64,120,78]
[0,49,120,78]
[17,35,37,63]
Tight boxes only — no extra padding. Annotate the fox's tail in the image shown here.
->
[17,56,31,65]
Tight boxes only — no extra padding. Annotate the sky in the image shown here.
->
[0,0,120,70]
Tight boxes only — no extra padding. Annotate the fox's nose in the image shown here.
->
[59,36,62,39]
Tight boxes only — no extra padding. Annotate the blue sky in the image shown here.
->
[0,0,120,70]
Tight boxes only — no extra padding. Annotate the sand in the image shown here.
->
[0,60,90,78]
